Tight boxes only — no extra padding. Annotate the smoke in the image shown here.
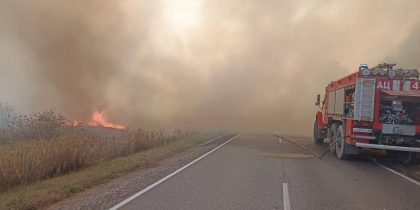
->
[1,0,420,135]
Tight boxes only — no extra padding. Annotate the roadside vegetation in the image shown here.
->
[0,105,220,209]
[0,127,190,191]
[0,132,219,210]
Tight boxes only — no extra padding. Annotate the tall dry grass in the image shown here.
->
[0,110,191,191]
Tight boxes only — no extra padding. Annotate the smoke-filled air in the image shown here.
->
[1,0,420,135]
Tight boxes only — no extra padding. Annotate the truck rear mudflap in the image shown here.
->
[355,142,420,152]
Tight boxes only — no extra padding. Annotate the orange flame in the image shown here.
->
[88,111,127,130]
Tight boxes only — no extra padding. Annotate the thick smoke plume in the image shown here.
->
[1,0,420,135]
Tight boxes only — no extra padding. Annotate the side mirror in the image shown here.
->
[315,94,321,106]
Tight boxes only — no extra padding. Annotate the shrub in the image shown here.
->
[0,110,67,143]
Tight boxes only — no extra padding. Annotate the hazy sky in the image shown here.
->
[1,0,420,135]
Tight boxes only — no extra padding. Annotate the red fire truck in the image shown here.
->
[313,63,420,164]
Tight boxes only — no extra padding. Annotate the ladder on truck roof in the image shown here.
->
[354,78,376,121]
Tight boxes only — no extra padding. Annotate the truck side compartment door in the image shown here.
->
[354,78,376,121]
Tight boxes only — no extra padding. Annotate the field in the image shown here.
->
[0,110,216,209]
[0,128,190,191]
[0,132,219,210]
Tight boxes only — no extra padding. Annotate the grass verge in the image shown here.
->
[0,132,222,210]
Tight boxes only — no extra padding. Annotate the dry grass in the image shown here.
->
[0,128,191,192]
[0,109,206,210]
[0,109,193,193]
[0,132,220,210]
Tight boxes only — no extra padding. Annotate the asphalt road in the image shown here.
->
[117,133,420,210]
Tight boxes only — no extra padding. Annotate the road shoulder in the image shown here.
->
[44,134,234,210]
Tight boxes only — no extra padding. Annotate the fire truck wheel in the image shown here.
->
[398,152,418,165]
[328,124,338,154]
[335,125,350,160]
[313,120,324,144]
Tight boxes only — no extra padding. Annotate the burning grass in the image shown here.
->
[0,109,193,193]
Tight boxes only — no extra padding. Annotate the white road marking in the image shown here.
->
[109,134,240,210]
[283,183,291,210]
[278,137,282,143]
[371,158,420,187]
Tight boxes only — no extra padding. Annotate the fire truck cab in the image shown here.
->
[314,63,420,164]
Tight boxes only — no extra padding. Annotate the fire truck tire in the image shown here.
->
[313,120,324,144]
[398,152,418,165]
[328,123,338,154]
[335,125,351,160]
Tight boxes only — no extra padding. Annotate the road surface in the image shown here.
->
[116,133,420,210]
